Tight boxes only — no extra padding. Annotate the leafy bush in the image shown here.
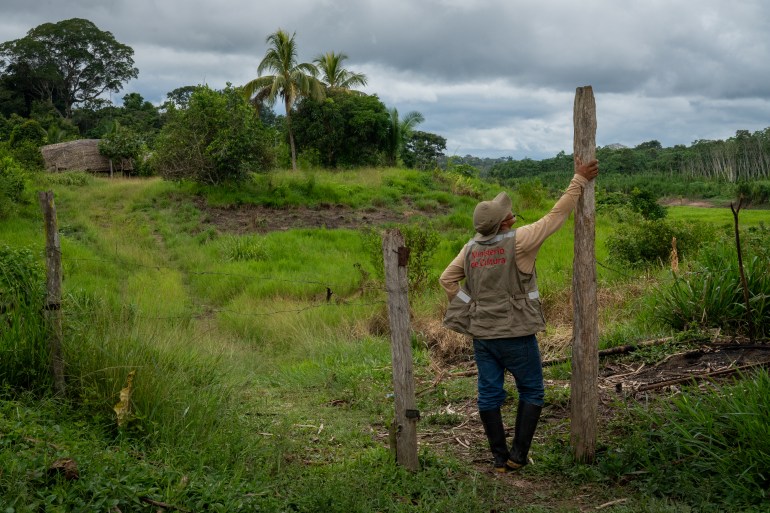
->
[0,155,29,218]
[630,187,667,220]
[450,174,483,199]
[9,119,46,148]
[98,124,143,175]
[735,180,770,206]
[151,85,275,184]
[654,234,770,337]
[293,90,390,168]
[606,218,713,267]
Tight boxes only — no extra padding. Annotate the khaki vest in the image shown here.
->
[443,230,546,338]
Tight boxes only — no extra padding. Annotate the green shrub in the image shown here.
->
[151,85,275,184]
[606,218,714,267]
[9,119,46,148]
[0,155,29,218]
[515,179,547,210]
[654,237,770,337]
[630,187,667,220]
[735,180,770,206]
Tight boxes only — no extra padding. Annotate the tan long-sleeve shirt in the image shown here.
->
[439,174,589,300]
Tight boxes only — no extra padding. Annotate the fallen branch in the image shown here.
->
[635,359,770,392]
[543,337,673,367]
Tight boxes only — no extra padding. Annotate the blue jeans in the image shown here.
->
[474,335,544,411]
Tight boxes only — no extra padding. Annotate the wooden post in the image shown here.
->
[570,86,598,462]
[39,191,66,395]
[382,229,419,471]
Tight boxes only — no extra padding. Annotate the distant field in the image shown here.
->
[667,204,768,229]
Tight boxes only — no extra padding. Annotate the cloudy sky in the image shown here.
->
[1,0,769,159]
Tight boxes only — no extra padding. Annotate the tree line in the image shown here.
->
[0,19,447,183]
[484,131,770,184]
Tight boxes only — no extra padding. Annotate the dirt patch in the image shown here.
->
[659,197,718,208]
[195,198,448,234]
[600,342,770,395]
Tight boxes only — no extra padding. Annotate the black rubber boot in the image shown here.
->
[479,408,510,472]
[507,400,542,469]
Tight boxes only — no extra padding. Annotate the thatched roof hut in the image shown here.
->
[40,139,133,174]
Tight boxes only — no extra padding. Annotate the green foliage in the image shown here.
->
[0,154,29,218]
[151,85,275,184]
[218,234,267,262]
[0,245,49,391]
[606,218,714,267]
[608,370,770,509]
[402,130,446,170]
[98,123,143,174]
[9,118,47,148]
[361,224,440,294]
[630,187,668,220]
[444,157,479,178]
[654,232,770,337]
[40,170,93,187]
[735,180,770,206]
[386,109,424,167]
[241,29,326,171]
[293,90,390,168]
[0,18,138,119]
[515,179,548,210]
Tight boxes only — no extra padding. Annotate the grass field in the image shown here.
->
[1,169,768,512]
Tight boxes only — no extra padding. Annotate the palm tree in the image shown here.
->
[313,52,368,92]
[386,108,424,166]
[242,29,325,170]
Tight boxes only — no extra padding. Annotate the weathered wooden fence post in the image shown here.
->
[382,229,419,471]
[39,190,66,395]
[570,86,598,462]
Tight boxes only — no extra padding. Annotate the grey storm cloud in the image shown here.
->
[2,0,770,158]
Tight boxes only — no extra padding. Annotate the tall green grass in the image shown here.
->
[0,245,49,391]
[605,370,770,509]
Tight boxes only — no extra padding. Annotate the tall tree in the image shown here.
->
[385,108,424,166]
[0,18,138,119]
[313,52,368,91]
[242,29,324,170]
[293,89,389,167]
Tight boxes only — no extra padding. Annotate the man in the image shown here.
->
[440,157,599,472]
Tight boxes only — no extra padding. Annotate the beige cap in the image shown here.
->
[473,191,512,242]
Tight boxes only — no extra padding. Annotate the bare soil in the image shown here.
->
[195,198,448,234]
[659,197,719,208]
